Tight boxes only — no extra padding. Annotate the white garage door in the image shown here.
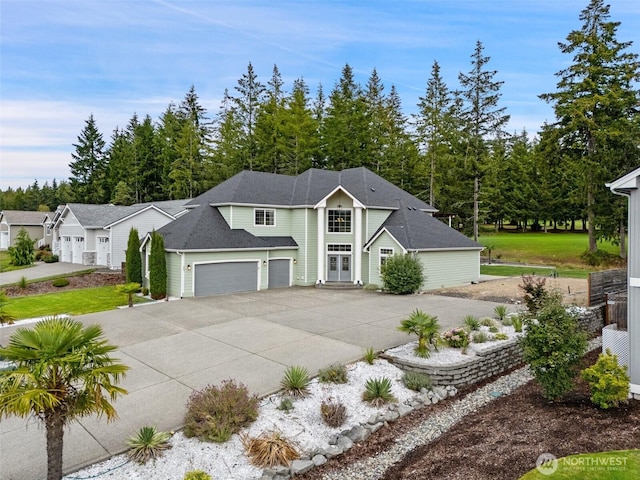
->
[72,236,84,264]
[61,236,72,262]
[194,262,259,297]
[0,232,8,249]
[268,259,290,288]
[96,237,109,266]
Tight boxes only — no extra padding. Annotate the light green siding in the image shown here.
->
[366,209,392,239]
[305,208,318,284]
[166,253,182,297]
[417,250,480,290]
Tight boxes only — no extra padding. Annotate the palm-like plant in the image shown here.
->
[280,365,310,398]
[126,426,172,464]
[116,282,141,308]
[0,317,129,480]
[397,309,440,358]
[362,377,396,407]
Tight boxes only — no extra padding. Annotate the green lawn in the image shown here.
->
[520,450,640,479]
[478,231,621,266]
[0,250,33,273]
[4,285,150,320]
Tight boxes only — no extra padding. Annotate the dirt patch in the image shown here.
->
[428,276,589,307]
[2,272,125,297]
[300,349,640,480]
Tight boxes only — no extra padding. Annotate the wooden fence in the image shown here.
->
[588,269,627,306]
[605,292,628,329]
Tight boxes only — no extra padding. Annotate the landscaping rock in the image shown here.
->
[322,445,343,458]
[312,454,327,466]
[398,404,414,417]
[336,435,354,451]
[433,386,448,400]
[347,425,369,442]
[384,410,400,422]
[290,459,314,475]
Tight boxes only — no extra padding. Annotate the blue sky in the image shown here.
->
[1,0,639,190]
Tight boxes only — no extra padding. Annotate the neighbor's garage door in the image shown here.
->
[194,261,259,296]
[268,259,290,288]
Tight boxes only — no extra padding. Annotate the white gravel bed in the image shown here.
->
[62,359,414,480]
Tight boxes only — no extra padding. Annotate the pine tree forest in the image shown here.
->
[1,2,638,252]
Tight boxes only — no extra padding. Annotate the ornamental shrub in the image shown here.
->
[380,254,424,295]
[581,349,629,409]
[149,231,167,300]
[184,380,258,443]
[125,227,142,285]
[441,327,469,348]
[7,228,35,266]
[519,296,587,400]
[52,278,70,288]
[183,471,212,480]
[519,275,548,315]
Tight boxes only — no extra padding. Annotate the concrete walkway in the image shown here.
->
[0,287,510,480]
[0,262,97,286]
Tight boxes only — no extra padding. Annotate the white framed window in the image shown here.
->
[379,247,394,267]
[254,208,275,226]
[327,209,351,233]
[327,244,352,252]
[98,237,109,244]
[73,237,84,243]
[45,224,52,235]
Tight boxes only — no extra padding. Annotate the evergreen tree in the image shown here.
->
[539,0,640,253]
[458,41,510,240]
[125,227,142,285]
[149,231,167,300]
[254,64,288,173]
[69,114,107,203]
[233,63,265,170]
[280,78,317,174]
[210,89,244,184]
[156,103,183,198]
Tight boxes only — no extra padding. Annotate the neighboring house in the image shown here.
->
[607,166,640,400]
[52,200,188,268]
[0,210,52,250]
[141,167,482,298]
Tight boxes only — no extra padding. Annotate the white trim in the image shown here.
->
[379,247,395,267]
[630,383,640,395]
[313,185,365,210]
[363,227,407,254]
[327,208,353,234]
[164,246,297,253]
[630,277,640,287]
[103,205,175,229]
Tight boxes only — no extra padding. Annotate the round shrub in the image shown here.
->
[44,254,59,263]
[184,379,258,443]
[581,349,630,409]
[52,278,70,288]
[380,254,424,295]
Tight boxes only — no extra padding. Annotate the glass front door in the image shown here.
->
[327,254,351,282]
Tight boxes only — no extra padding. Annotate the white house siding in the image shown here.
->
[110,209,174,269]
[416,250,480,290]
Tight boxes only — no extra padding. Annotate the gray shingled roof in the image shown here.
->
[187,167,435,212]
[368,203,482,251]
[133,199,189,217]
[0,210,49,225]
[66,204,148,228]
[157,204,297,251]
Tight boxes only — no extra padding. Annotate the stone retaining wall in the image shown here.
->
[384,306,604,389]
[383,338,524,388]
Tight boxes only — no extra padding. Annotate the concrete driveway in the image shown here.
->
[0,287,508,480]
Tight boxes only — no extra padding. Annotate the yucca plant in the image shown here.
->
[463,315,480,331]
[512,315,523,333]
[320,398,347,427]
[241,430,299,468]
[280,365,310,398]
[401,371,432,392]
[494,305,508,322]
[363,347,377,365]
[126,426,172,464]
[362,377,396,407]
[318,364,348,384]
[397,309,440,358]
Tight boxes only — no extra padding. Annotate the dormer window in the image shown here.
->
[255,208,275,226]
[328,209,351,233]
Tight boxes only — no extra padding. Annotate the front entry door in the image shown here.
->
[327,254,351,282]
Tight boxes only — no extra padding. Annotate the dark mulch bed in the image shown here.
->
[2,272,125,297]
[300,349,640,480]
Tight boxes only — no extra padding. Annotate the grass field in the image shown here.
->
[0,251,33,273]
[479,265,590,279]
[477,231,621,266]
[3,285,149,320]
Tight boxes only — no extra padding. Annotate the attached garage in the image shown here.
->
[194,261,259,297]
[96,236,109,266]
[268,259,291,288]
[61,236,72,262]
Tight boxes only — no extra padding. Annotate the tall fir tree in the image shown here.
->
[233,62,265,170]
[539,0,640,254]
[149,231,167,300]
[280,78,318,174]
[69,114,107,203]
[458,41,510,240]
[125,227,142,285]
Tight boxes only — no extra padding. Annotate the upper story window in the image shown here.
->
[328,209,351,233]
[255,208,275,226]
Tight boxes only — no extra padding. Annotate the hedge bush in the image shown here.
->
[380,254,424,294]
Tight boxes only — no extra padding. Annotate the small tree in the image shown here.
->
[116,282,141,308]
[380,254,424,294]
[520,295,587,400]
[125,228,142,285]
[149,231,167,300]
[0,317,128,480]
[398,309,440,358]
[7,228,35,266]
[581,349,630,409]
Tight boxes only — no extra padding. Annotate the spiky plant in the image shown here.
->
[241,430,299,468]
[280,365,310,398]
[494,305,508,322]
[362,377,396,407]
[512,315,523,333]
[126,426,172,464]
[363,347,377,365]
[397,309,440,358]
[463,315,480,331]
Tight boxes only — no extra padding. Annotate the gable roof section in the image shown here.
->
[607,167,640,195]
[103,205,175,229]
[156,204,297,251]
[132,199,190,217]
[59,204,147,229]
[187,167,435,212]
[365,203,482,251]
[0,210,49,225]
